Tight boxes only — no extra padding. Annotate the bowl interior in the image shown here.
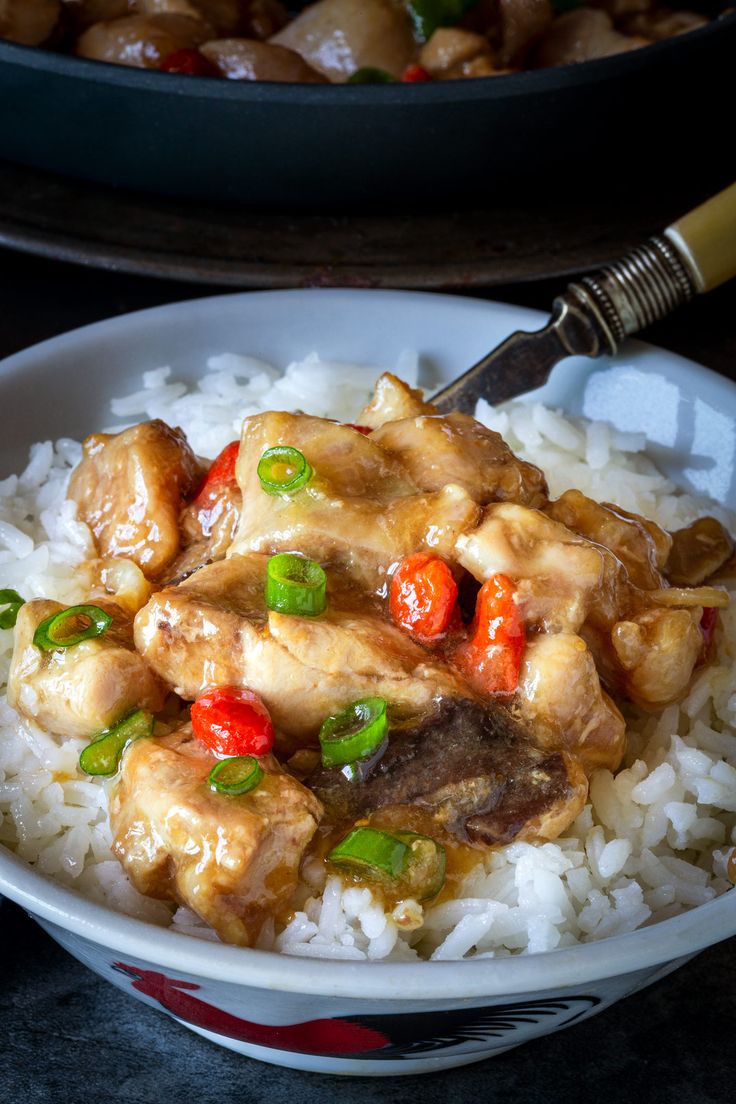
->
[0,287,734,997]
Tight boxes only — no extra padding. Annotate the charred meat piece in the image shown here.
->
[110,725,323,946]
[307,698,587,846]
[8,599,166,739]
[230,411,480,589]
[134,554,473,745]
[665,516,734,587]
[372,412,548,508]
[68,419,203,580]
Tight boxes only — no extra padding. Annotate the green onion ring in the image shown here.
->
[328,827,409,879]
[319,697,388,769]
[79,710,153,777]
[0,588,24,629]
[347,67,395,83]
[266,553,326,617]
[257,446,312,496]
[33,604,112,651]
[328,827,446,900]
[208,755,264,796]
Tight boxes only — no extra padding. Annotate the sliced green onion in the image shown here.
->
[33,604,112,651]
[266,553,326,617]
[347,67,395,83]
[328,827,409,879]
[319,697,388,769]
[328,827,446,900]
[208,755,264,796]
[257,446,312,496]
[79,710,153,777]
[0,588,24,629]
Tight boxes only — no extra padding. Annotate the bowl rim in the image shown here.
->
[0,13,733,106]
[0,286,734,1000]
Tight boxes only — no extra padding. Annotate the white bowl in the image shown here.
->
[0,289,734,1076]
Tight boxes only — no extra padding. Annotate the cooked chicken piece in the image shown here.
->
[588,0,651,16]
[136,0,268,35]
[201,37,328,80]
[545,489,670,590]
[174,479,241,579]
[134,554,473,744]
[78,556,154,617]
[241,0,288,39]
[534,8,648,67]
[8,599,166,740]
[229,411,480,588]
[611,607,703,709]
[76,13,209,66]
[666,517,734,587]
[111,725,323,946]
[307,698,588,846]
[419,28,496,80]
[496,0,552,65]
[270,0,415,81]
[0,0,60,44]
[62,0,128,31]
[456,502,622,633]
[358,373,437,431]
[372,413,548,508]
[515,632,626,773]
[621,7,707,39]
[68,419,202,579]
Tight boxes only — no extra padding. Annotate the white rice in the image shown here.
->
[0,350,734,959]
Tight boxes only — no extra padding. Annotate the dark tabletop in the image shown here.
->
[0,248,734,1103]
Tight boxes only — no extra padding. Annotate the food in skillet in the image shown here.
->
[1,0,718,81]
[1,361,733,956]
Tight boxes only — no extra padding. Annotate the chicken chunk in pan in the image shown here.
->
[418,28,497,79]
[110,725,323,946]
[201,38,328,80]
[68,419,202,580]
[8,599,166,739]
[76,12,209,66]
[270,0,416,81]
[0,0,60,45]
[535,7,648,67]
[307,698,588,846]
[134,554,473,745]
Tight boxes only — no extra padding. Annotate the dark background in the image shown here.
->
[0,248,735,1102]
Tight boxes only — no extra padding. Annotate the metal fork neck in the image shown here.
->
[561,235,699,355]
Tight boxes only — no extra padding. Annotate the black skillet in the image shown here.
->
[0,11,734,210]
